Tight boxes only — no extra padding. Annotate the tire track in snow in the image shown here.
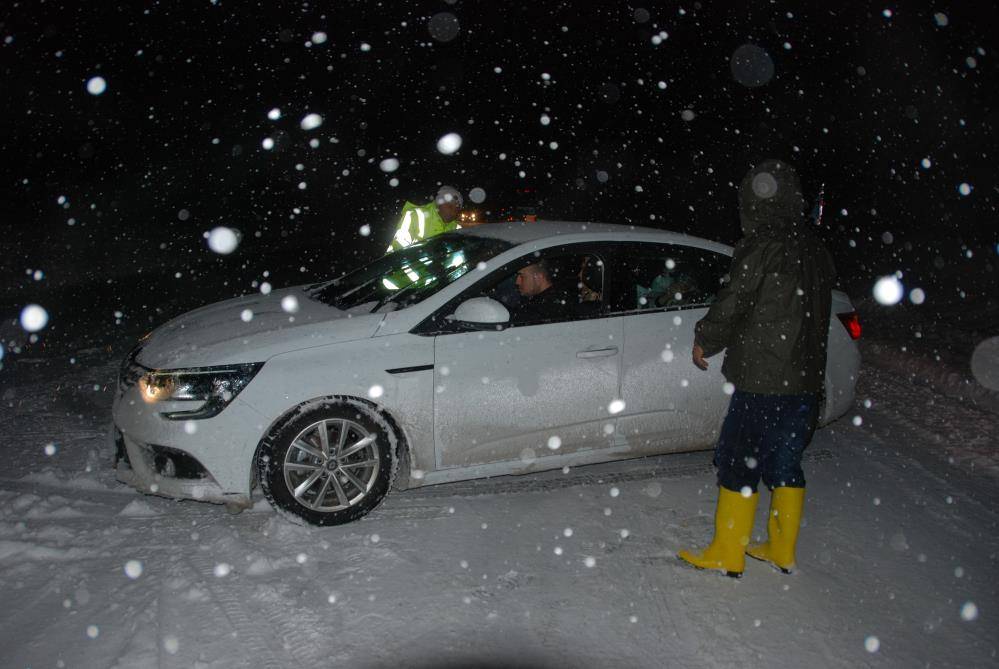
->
[185,554,289,669]
[187,552,342,669]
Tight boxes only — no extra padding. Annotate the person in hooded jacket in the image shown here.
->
[677,159,837,578]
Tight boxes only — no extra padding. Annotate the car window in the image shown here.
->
[608,243,730,313]
[462,247,608,327]
[309,234,511,313]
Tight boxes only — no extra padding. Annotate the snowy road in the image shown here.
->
[1,353,996,668]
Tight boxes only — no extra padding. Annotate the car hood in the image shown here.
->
[136,285,385,369]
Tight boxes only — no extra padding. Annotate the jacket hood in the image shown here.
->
[738,159,804,237]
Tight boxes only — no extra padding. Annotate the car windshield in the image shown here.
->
[310,233,512,313]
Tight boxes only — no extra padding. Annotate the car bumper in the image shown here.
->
[113,425,253,507]
[111,383,267,505]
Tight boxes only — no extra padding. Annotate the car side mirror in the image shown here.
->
[448,297,510,325]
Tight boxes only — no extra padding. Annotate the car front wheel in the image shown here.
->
[257,399,398,526]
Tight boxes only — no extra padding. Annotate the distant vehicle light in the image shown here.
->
[460,210,485,227]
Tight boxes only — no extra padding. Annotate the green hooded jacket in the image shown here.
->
[386,201,459,253]
[695,160,837,395]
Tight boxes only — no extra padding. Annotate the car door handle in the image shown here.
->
[576,346,619,359]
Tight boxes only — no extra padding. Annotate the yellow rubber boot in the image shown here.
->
[746,486,805,573]
[678,487,758,578]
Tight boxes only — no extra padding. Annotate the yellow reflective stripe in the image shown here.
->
[393,211,414,248]
[415,208,426,239]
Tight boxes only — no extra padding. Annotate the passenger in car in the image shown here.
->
[637,260,696,309]
[577,256,603,303]
[514,261,577,324]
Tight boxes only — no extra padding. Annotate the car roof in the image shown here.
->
[456,220,733,254]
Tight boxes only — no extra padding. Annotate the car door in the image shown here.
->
[609,242,733,453]
[427,246,623,469]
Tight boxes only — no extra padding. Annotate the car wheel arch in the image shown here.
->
[252,394,410,492]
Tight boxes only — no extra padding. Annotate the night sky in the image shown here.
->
[2,1,996,349]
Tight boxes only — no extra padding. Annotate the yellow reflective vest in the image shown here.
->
[386,201,460,253]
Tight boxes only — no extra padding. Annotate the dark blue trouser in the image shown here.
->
[714,390,819,493]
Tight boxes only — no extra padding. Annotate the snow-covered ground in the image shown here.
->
[4,251,999,668]
[2,297,997,667]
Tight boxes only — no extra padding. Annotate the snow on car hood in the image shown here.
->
[136,286,385,369]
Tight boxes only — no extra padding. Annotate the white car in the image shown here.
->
[112,222,861,525]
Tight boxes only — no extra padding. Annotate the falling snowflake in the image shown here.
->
[124,560,143,579]
[207,227,239,254]
[86,76,107,95]
[428,12,460,42]
[437,132,462,154]
[300,113,323,131]
[20,304,49,332]
[163,636,180,655]
[873,276,903,305]
[281,295,299,313]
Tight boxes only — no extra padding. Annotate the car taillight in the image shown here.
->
[837,311,861,340]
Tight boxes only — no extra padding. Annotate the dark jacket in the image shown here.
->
[517,285,577,324]
[695,160,837,395]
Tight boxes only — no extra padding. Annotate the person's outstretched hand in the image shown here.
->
[692,343,709,371]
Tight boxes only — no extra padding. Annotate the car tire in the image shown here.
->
[257,398,399,526]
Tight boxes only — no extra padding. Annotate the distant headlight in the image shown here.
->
[138,362,263,420]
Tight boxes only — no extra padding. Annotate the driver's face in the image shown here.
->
[515,266,542,297]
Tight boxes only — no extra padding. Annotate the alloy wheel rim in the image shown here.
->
[283,418,381,512]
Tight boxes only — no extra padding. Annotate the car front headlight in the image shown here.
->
[138,362,263,420]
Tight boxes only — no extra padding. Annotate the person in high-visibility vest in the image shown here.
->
[386,185,463,253]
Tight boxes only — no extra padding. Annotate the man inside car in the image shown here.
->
[513,260,576,324]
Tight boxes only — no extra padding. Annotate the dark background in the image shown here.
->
[1,1,996,352]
